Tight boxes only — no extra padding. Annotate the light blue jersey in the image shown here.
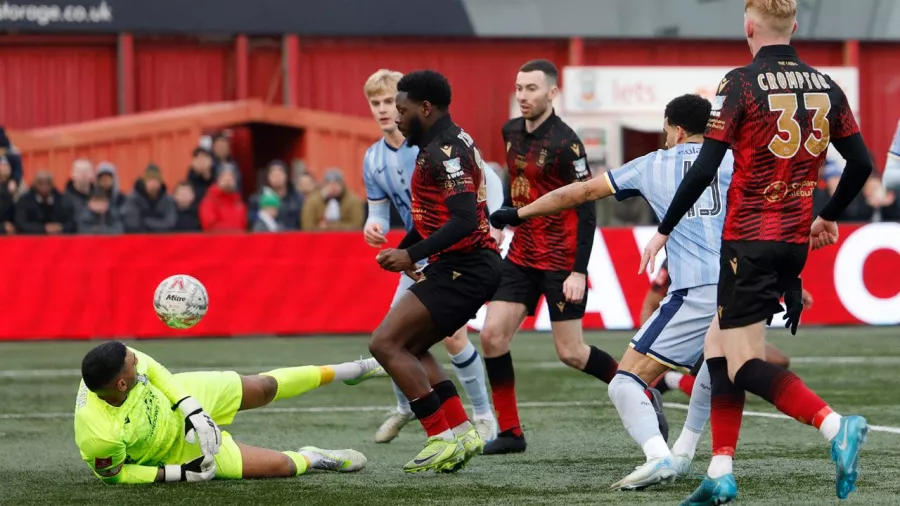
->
[363,137,504,232]
[605,143,734,292]
[363,139,420,231]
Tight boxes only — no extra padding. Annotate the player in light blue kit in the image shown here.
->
[882,118,900,191]
[360,69,503,444]
[491,94,733,490]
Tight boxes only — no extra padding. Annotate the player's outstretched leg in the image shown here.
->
[480,301,529,455]
[608,349,678,491]
[236,441,367,480]
[369,292,467,474]
[237,358,384,411]
[443,326,497,442]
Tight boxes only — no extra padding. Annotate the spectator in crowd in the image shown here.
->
[296,172,318,200]
[95,161,127,213]
[0,176,13,235]
[301,168,364,231]
[14,171,76,235]
[211,133,242,190]
[0,127,22,194]
[187,147,215,203]
[64,159,96,216]
[173,182,201,232]
[0,155,16,195]
[814,147,899,222]
[248,160,303,230]
[199,164,246,232]
[122,164,177,233]
[76,190,124,235]
[252,188,283,233]
[883,118,900,191]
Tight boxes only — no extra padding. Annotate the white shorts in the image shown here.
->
[630,284,716,373]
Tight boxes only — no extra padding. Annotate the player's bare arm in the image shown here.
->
[519,177,611,220]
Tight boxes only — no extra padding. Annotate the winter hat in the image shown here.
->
[96,161,116,178]
[144,164,163,181]
[259,187,281,209]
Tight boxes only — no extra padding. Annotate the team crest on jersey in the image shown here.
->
[711,95,726,112]
[573,157,588,177]
[538,149,547,167]
[443,157,463,178]
[136,373,148,385]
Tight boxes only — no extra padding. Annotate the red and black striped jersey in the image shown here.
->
[410,117,498,263]
[503,112,591,270]
[706,45,859,243]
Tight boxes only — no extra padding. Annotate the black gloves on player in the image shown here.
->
[768,278,804,335]
[490,206,525,229]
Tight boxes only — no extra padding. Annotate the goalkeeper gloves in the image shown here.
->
[164,455,216,483]
[768,278,804,335]
[490,206,524,229]
[174,396,222,457]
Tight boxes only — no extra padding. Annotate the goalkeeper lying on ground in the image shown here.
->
[75,341,381,484]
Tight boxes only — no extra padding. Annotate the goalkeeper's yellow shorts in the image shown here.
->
[175,371,244,479]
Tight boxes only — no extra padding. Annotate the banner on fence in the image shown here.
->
[0,223,897,340]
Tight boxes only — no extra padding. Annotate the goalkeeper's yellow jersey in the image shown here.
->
[74,348,191,484]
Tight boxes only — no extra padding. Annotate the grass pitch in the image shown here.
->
[1,328,898,505]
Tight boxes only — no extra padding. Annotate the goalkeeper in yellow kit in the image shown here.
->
[74,341,381,484]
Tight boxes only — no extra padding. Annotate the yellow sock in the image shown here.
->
[283,451,308,476]
[260,366,323,402]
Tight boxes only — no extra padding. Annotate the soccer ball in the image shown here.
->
[153,275,209,329]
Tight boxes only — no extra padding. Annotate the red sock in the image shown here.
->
[432,380,470,429]
[734,359,828,426]
[679,374,696,397]
[486,353,523,436]
[408,391,451,438]
[440,395,469,429]
[708,358,744,457]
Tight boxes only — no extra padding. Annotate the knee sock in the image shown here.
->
[706,357,744,478]
[409,390,454,441]
[283,451,309,476]
[260,366,324,402]
[449,342,493,418]
[582,345,619,383]
[608,372,670,461]
[672,360,711,459]
[391,380,412,414]
[485,352,522,436]
[734,358,841,441]
[433,379,472,435]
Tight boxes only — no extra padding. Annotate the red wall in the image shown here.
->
[0,36,895,173]
[858,43,900,171]
[134,38,233,111]
[0,37,117,128]
[293,37,569,163]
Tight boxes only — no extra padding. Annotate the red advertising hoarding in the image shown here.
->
[1,223,897,340]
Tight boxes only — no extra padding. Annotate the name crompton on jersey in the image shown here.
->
[755,69,834,92]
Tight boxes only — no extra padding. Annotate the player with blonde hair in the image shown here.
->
[360,69,502,446]
[641,0,873,503]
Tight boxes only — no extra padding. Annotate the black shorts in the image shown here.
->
[409,249,503,337]
[491,259,587,321]
[717,240,808,330]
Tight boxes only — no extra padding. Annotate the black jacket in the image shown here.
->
[247,184,304,231]
[122,180,177,233]
[174,203,202,232]
[14,189,76,234]
[76,206,124,235]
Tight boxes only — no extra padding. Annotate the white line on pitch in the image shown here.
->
[3,356,900,379]
[2,400,899,435]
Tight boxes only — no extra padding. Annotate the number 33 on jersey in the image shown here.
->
[706,53,860,243]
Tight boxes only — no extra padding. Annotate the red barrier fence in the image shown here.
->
[1,223,898,340]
